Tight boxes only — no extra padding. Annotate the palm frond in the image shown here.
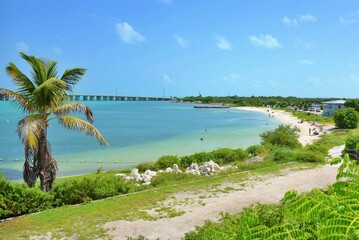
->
[17,115,43,149]
[5,62,35,97]
[60,68,86,91]
[57,116,108,145]
[53,102,94,123]
[32,77,68,109]
[46,60,58,80]
[20,52,47,86]
[0,88,35,113]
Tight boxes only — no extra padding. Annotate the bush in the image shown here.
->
[260,125,301,148]
[0,174,54,219]
[211,148,235,164]
[180,152,213,168]
[334,108,358,129]
[270,147,296,163]
[154,155,180,170]
[234,148,248,161]
[246,145,263,156]
[295,150,325,163]
[51,175,133,205]
[345,135,359,150]
[136,161,155,172]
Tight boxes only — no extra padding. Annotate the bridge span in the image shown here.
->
[69,94,174,102]
[0,94,175,102]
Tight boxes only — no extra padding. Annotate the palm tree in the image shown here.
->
[0,52,108,192]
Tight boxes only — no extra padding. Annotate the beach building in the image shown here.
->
[321,100,346,116]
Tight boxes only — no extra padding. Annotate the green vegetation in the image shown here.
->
[285,109,334,125]
[184,154,359,239]
[182,95,340,109]
[344,99,359,112]
[260,124,301,148]
[334,108,359,129]
[0,53,107,192]
[345,135,359,150]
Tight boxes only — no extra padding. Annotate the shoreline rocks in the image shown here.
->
[116,160,238,185]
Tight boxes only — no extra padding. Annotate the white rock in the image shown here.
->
[165,167,173,173]
[157,170,164,174]
[142,181,151,185]
[130,168,139,177]
[125,176,134,181]
[142,174,152,183]
[115,173,126,177]
[144,169,157,177]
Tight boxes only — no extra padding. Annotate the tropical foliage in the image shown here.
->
[185,154,359,239]
[334,108,359,129]
[260,124,301,148]
[0,53,107,192]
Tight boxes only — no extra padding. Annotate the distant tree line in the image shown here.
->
[181,95,349,109]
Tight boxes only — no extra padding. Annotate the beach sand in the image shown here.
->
[235,107,334,146]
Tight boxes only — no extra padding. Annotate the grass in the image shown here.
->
[283,108,334,125]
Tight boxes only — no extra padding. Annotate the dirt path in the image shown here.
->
[104,161,341,240]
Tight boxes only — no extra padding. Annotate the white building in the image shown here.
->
[322,100,346,116]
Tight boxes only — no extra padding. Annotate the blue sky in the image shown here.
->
[1,0,359,98]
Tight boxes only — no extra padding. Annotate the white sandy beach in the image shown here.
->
[235,107,333,146]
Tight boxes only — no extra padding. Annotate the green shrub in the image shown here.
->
[295,150,325,163]
[234,148,248,161]
[305,142,328,154]
[334,108,358,129]
[260,125,301,148]
[345,135,359,150]
[51,176,133,205]
[136,161,155,172]
[246,145,263,156]
[211,148,235,164]
[0,174,54,219]
[210,148,247,164]
[270,147,296,163]
[180,152,213,168]
[154,155,180,170]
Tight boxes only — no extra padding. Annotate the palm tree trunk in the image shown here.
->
[38,126,58,192]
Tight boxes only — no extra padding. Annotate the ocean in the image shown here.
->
[0,101,281,180]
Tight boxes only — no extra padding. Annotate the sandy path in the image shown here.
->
[104,163,340,240]
[235,107,334,146]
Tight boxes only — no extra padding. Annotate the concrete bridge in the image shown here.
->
[69,94,174,102]
[0,94,175,102]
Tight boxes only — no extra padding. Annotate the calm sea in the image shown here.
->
[0,101,281,180]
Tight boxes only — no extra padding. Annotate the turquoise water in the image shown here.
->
[0,101,281,180]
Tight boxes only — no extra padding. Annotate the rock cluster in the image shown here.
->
[115,160,238,185]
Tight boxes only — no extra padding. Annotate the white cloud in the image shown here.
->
[249,34,282,49]
[157,0,172,4]
[162,73,175,85]
[300,14,317,22]
[299,59,314,65]
[295,38,316,49]
[221,73,242,83]
[53,46,62,55]
[115,22,145,44]
[215,36,232,50]
[282,16,298,26]
[173,34,188,48]
[339,17,357,25]
[15,41,29,52]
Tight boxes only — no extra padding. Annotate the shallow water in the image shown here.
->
[0,101,280,180]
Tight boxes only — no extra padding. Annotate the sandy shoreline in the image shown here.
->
[235,107,333,145]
